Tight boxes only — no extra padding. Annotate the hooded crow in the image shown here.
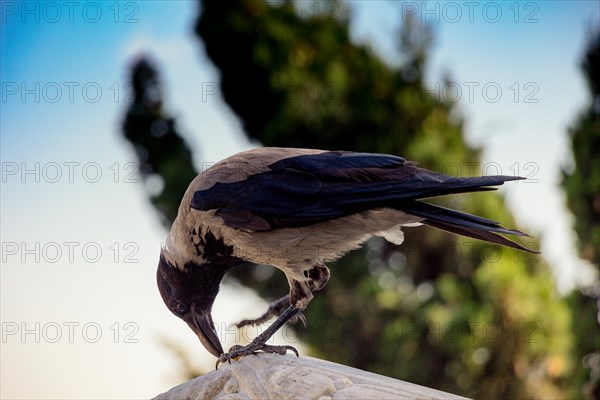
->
[156,147,538,365]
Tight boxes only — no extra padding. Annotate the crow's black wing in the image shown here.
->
[192,151,535,252]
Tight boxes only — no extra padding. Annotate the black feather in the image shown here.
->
[400,201,538,253]
[191,151,535,252]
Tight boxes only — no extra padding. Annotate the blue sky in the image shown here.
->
[1,1,599,398]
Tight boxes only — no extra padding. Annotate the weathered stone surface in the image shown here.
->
[153,353,470,400]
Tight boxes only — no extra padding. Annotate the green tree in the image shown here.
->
[193,2,572,398]
[562,28,600,400]
[562,28,600,269]
[122,58,197,225]
[123,2,575,398]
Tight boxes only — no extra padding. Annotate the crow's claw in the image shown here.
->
[292,312,307,327]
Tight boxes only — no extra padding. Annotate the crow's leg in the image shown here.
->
[217,264,330,367]
[235,295,306,328]
[217,305,300,367]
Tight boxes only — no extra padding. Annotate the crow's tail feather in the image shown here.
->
[401,201,539,254]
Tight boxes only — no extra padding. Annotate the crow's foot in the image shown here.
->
[216,343,299,368]
[217,306,302,369]
[236,296,306,328]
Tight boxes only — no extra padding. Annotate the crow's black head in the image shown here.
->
[156,252,229,357]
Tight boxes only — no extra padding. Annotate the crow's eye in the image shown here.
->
[174,302,189,315]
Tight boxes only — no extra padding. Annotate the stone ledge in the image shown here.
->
[153,353,470,400]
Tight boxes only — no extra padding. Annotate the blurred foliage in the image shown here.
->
[561,28,600,268]
[561,27,600,400]
[193,1,572,398]
[122,58,197,225]
[121,1,581,398]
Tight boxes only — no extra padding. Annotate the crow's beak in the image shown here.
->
[187,307,223,357]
